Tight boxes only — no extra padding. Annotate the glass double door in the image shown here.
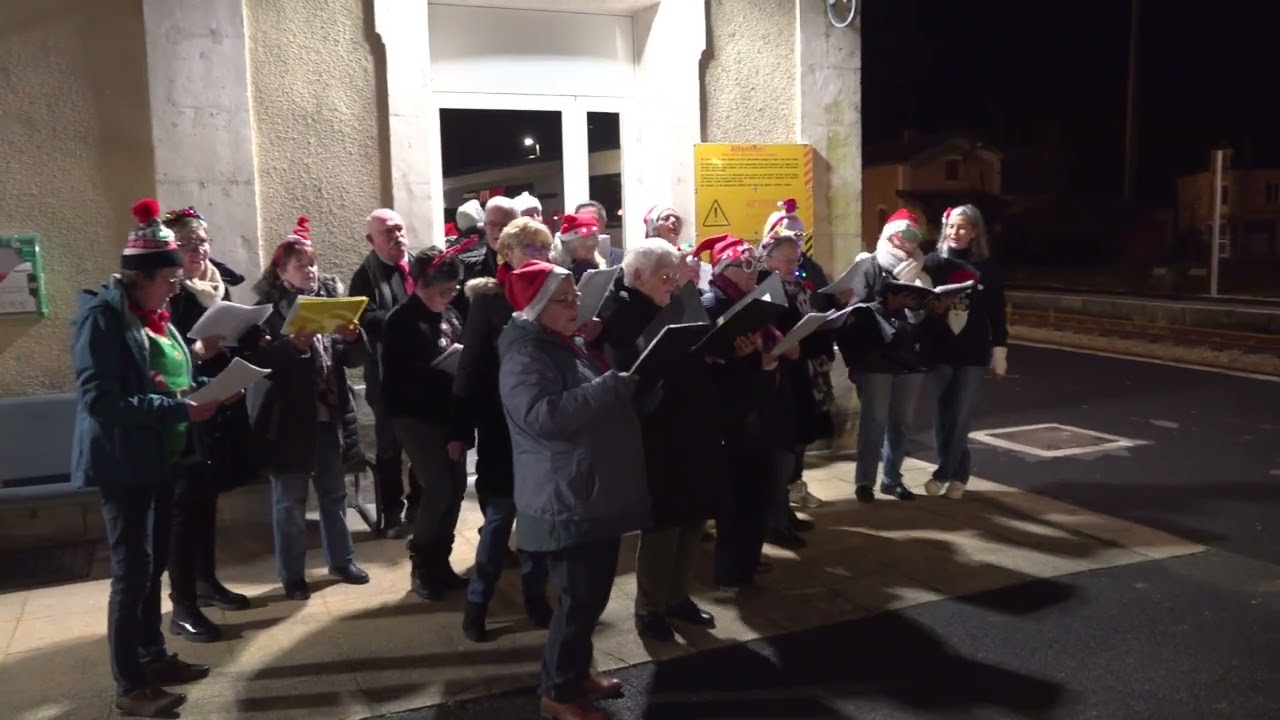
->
[434,93,628,244]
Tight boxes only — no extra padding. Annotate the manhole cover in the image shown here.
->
[970,423,1147,458]
[0,542,97,591]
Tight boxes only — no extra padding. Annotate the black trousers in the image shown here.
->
[369,390,416,522]
[537,537,621,703]
[167,466,222,606]
[713,443,773,587]
[394,418,467,564]
[101,483,174,696]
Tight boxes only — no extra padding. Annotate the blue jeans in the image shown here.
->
[854,372,925,488]
[929,364,986,484]
[466,496,548,604]
[269,424,356,582]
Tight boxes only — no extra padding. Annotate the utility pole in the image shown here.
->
[1122,0,1140,202]
[1209,149,1224,297]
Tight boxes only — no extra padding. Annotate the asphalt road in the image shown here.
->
[950,343,1280,565]
[369,344,1280,720]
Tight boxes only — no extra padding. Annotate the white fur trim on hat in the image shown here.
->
[456,199,484,232]
[519,264,572,322]
[513,192,542,215]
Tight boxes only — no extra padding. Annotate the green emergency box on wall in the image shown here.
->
[0,234,49,318]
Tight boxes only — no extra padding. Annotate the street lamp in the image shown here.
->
[523,136,541,159]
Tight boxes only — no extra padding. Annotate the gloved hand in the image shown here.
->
[990,345,1008,378]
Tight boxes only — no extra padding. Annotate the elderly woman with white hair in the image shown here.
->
[921,204,1007,500]
[594,238,729,641]
[498,260,650,720]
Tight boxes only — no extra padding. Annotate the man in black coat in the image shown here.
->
[349,208,417,537]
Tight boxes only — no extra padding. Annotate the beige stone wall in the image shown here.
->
[246,0,386,285]
[0,0,155,397]
[702,0,797,143]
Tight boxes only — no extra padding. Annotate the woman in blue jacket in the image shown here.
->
[70,199,228,718]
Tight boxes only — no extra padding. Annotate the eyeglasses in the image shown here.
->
[727,257,758,274]
[179,239,210,250]
[549,291,581,306]
[523,245,551,258]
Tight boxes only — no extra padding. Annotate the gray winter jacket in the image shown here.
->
[497,317,651,552]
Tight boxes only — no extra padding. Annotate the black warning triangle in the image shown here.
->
[702,199,731,228]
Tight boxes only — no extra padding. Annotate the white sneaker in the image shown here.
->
[923,479,946,496]
[789,481,823,509]
[943,481,966,500]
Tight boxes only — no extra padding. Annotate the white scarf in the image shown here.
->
[873,242,927,286]
[182,261,225,308]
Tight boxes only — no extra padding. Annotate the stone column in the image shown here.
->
[142,0,260,302]
[631,1,707,245]
[372,0,438,249]
[796,1,864,451]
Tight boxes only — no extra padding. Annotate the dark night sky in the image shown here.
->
[862,0,1280,205]
[441,1,1279,207]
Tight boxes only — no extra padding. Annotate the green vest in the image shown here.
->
[145,328,193,462]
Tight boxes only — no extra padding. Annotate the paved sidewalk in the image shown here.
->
[0,456,1204,720]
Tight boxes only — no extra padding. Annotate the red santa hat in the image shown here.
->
[692,233,753,274]
[761,197,806,254]
[505,260,573,321]
[558,213,600,243]
[879,208,923,246]
[643,204,679,237]
[122,198,182,271]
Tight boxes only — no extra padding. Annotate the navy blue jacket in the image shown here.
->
[70,277,206,491]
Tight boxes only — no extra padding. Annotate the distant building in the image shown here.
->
[862,133,1004,248]
[1176,155,1280,259]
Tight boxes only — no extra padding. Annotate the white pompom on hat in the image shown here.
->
[456,199,484,232]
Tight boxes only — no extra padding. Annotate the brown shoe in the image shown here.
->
[115,687,185,717]
[538,696,608,720]
[581,675,624,700]
[144,654,210,686]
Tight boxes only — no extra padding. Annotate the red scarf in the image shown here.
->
[131,306,171,335]
[496,262,513,288]
[551,329,610,372]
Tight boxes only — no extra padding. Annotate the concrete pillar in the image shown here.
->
[373,0,438,249]
[142,0,260,302]
[630,1,707,246]
[796,1,864,450]
[796,0,862,275]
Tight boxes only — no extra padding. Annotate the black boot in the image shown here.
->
[433,546,469,590]
[524,594,553,629]
[169,600,222,643]
[462,601,489,643]
[196,577,250,611]
[410,554,445,602]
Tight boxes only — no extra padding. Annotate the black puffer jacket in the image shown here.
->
[454,272,515,499]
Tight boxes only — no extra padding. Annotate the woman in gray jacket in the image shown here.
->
[497,260,650,720]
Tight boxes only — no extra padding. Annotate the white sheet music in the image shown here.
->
[186,301,272,346]
[186,358,270,404]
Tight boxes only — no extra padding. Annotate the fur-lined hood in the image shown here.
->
[464,276,502,299]
[253,273,345,305]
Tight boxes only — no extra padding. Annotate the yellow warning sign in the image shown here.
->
[703,199,731,228]
[693,144,815,253]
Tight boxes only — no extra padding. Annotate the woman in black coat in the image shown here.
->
[159,208,254,642]
[594,239,730,642]
[242,222,371,601]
